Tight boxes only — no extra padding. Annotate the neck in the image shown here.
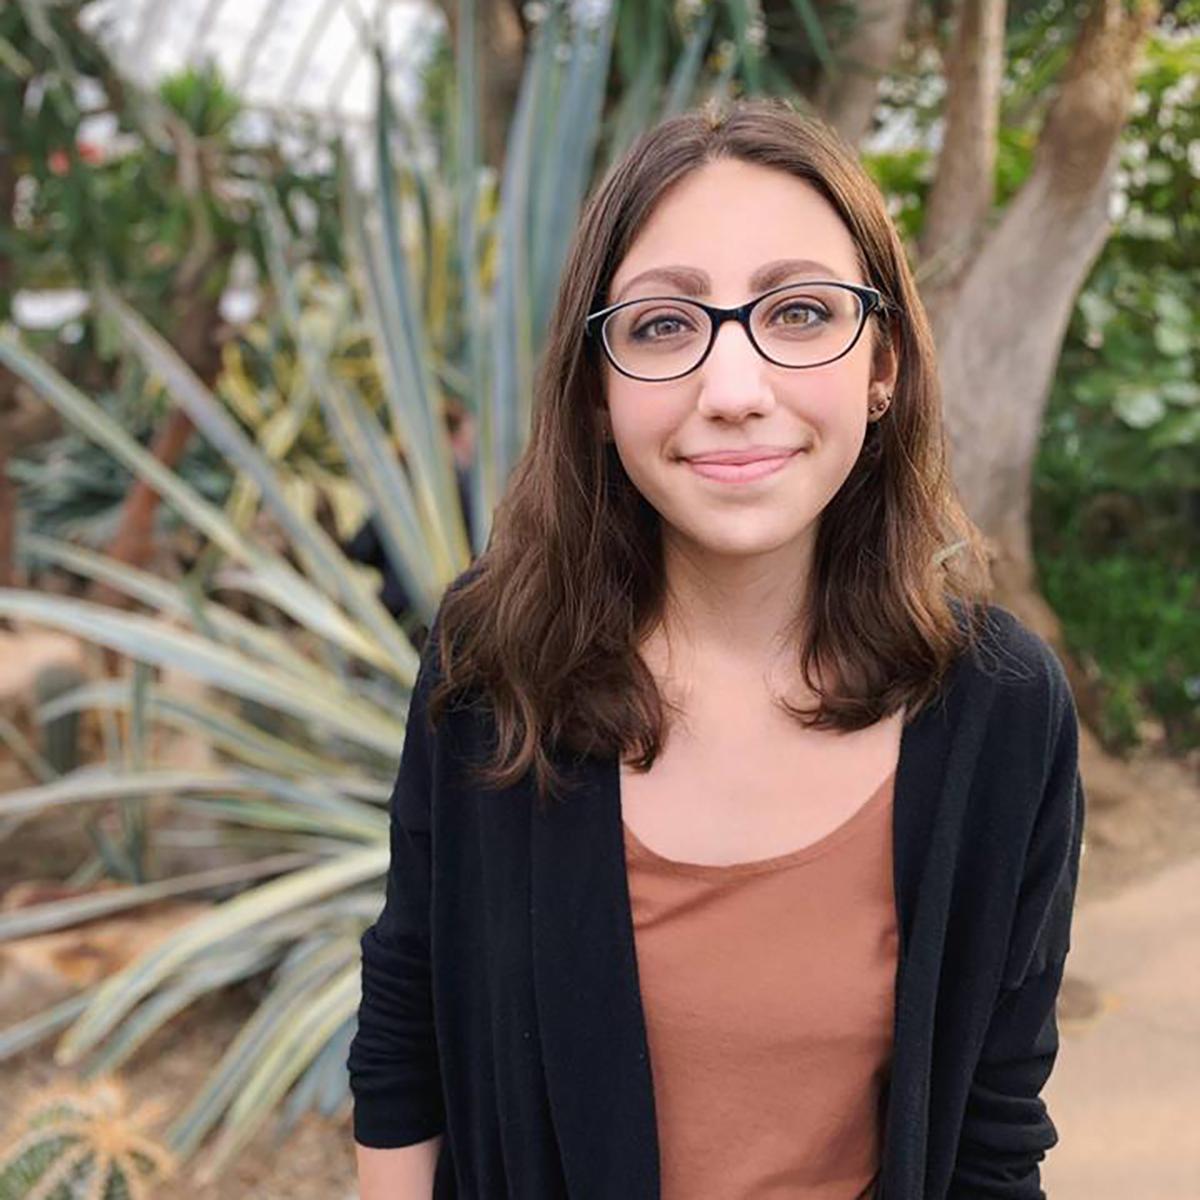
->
[648,523,819,687]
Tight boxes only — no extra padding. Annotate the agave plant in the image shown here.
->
[0,1075,176,1200]
[0,0,630,1182]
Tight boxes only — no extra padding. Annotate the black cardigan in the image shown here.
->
[347,594,1086,1200]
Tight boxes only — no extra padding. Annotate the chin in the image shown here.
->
[674,520,816,559]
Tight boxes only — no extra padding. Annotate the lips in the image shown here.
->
[684,449,802,484]
[684,448,800,466]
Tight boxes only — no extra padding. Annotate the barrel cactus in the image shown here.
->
[0,1076,176,1199]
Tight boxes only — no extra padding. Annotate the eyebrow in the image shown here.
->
[611,258,848,304]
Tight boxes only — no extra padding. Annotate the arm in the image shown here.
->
[356,1134,443,1200]
[949,651,1086,1199]
[347,620,448,1191]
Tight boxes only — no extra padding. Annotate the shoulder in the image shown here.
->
[952,600,1070,700]
[416,563,482,674]
[411,561,489,730]
[950,599,1077,754]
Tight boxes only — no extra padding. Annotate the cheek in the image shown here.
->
[785,366,872,454]
[609,424,673,502]
[607,406,683,513]
[606,378,681,456]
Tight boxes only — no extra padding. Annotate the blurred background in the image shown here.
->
[0,1,1195,1196]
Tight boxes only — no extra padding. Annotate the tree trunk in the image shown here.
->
[812,0,915,147]
[916,0,1006,285]
[0,387,63,593]
[92,407,197,603]
[927,0,1159,805]
[931,0,1158,558]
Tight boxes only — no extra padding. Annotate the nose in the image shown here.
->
[694,315,775,420]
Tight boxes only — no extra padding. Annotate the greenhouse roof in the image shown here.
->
[79,0,437,125]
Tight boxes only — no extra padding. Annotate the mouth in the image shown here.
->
[683,448,804,484]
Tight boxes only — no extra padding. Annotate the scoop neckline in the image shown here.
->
[621,767,896,877]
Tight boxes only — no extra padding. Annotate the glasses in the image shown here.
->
[584,280,884,382]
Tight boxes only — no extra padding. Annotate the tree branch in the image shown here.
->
[917,0,1007,285]
[815,0,914,147]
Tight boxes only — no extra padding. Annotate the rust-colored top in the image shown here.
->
[622,770,898,1200]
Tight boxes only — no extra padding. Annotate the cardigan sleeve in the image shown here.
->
[949,646,1087,1199]
[346,623,446,1148]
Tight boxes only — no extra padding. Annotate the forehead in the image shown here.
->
[608,158,862,302]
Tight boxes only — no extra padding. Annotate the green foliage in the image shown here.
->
[859,146,931,244]
[157,62,241,138]
[2,4,342,355]
[1033,16,1200,752]
[4,19,224,298]
[1035,536,1197,748]
[992,124,1037,209]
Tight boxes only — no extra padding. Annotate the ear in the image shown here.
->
[868,325,900,418]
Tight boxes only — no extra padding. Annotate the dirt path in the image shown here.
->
[1045,853,1200,1199]
[1072,748,1200,906]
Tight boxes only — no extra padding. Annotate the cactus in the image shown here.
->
[0,1075,176,1200]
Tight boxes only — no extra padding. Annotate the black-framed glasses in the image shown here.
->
[584,280,885,382]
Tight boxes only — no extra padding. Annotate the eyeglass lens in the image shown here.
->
[602,283,865,380]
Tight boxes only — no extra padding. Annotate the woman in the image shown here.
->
[348,96,1085,1200]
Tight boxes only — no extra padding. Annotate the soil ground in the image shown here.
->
[1044,853,1200,1199]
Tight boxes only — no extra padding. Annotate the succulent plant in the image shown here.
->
[0,1075,175,1200]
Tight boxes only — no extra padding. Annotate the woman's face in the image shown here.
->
[599,157,896,564]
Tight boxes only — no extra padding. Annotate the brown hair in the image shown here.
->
[427,95,993,811]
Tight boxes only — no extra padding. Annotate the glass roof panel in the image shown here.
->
[80,0,437,125]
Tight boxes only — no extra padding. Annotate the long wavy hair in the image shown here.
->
[427,95,993,812]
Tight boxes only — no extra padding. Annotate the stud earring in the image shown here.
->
[869,392,893,418]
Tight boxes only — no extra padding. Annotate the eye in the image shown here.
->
[630,312,699,341]
[770,300,830,327]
